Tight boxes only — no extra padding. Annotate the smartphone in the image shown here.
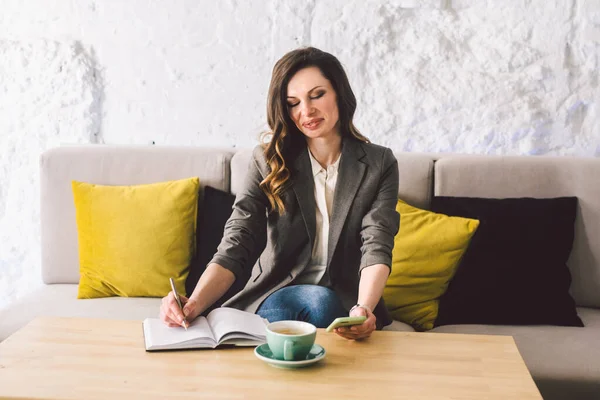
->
[326,316,367,332]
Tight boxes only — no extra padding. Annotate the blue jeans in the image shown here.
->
[256,285,348,328]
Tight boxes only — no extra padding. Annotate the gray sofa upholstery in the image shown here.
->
[427,155,600,399]
[1,146,599,399]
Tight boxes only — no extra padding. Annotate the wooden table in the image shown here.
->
[0,317,541,399]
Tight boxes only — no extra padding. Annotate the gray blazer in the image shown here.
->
[211,137,400,327]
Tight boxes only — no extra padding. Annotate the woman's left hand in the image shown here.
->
[334,306,376,340]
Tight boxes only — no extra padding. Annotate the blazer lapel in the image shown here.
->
[292,147,316,249]
[327,139,367,267]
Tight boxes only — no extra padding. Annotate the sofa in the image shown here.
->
[1,145,599,399]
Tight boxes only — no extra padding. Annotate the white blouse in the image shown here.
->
[294,150,341,285]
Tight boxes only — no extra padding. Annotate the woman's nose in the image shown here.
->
[300,102,315,117]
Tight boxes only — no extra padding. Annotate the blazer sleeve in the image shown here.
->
[359,147,400,273]
[209,145,269,280]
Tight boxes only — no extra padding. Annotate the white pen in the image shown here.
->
[169,277,188,331]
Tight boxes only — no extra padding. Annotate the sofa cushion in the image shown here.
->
[430,307,600,400]
[432,196,582,327]
[186,185,233,295]
[72,177,199,299]
[185,186,246,312]
[434,155,600,308]
[383,200,479,331]
[0,284,162,342]
[231,149,436,210]
[41,146,235,285]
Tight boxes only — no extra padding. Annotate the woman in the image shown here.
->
[160,47,399,340]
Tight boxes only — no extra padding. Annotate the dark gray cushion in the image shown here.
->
[431,196,583,327]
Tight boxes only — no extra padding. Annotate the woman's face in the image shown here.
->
[286,66,340,141]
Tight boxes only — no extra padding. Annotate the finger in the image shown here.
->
[168,292,190,320]
[347,320,375,336]
[350,328,374,339]
[160,307,180,326]
[346,317,368,332]
[348,321,370,333]
[334,329,352,339]
[334,328,361,340]
[160,298,175,321]
[163,307,180,325]
[161,296,188,327]
[343,327,372,340]
[350,321,375,333]
[167,305,186,325]
[182,298,196,318]
[167,293,184,313]
[336,331,361,340]
[167,291,185,305]
[352,312,376,331]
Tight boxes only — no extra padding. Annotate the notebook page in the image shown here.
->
[143,317,215,349]
[207,307,267,343]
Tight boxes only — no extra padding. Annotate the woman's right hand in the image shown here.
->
[159,292,202,328]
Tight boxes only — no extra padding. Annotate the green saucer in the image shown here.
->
[254,343,326,369]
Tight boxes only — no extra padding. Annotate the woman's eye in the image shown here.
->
[287,92,324,108]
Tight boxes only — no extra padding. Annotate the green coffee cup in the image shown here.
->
[265,321,317,361]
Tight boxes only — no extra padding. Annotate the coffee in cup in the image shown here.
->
[271,328,305,335]
[265,321,316,361]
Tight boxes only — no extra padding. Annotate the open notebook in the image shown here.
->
[142,307,268,351]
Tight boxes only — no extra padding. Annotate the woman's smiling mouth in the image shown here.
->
[303,119,324,130]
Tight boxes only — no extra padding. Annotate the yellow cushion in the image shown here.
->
[72,177,199,299]
[383,200,479,331]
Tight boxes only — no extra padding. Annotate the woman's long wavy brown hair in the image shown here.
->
[260,47,369,215]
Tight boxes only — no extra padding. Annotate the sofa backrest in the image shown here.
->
[434,155,600,308]
[40,146,234,284]
[42,145,599,307]
[231,149,435,210]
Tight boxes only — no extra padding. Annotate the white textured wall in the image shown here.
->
[1,0,599,309]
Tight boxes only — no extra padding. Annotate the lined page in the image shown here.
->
[207,307,267,343]
[143,317,215,349]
